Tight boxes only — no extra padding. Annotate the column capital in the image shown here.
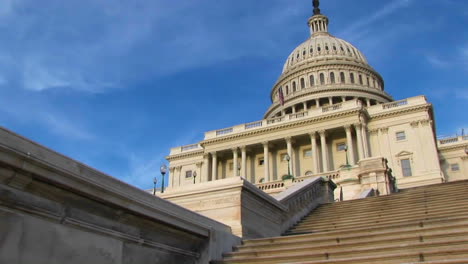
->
[353,123,362,129]
[231,147,238,152]
[262,141,269,147]
[318,130,327,136]
[344,124,353,131]
[210,151,217,157]
[309,132,317,138]
[380,127,389,134]
[196,162,203,168]
[240,145,247,151]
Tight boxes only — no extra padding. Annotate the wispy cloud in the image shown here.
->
[426,54,450,69]
[339,0,414,39]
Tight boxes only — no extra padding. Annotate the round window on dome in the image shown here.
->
[325,45,329,51]
[318,46,321,52]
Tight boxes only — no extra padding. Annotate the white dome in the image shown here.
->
[282,34,369,74]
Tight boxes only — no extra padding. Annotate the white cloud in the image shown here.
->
[426,54,450,69]
[338,0,413,38]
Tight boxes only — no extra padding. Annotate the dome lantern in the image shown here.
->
[308,0,329,36]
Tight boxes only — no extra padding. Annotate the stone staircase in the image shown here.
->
[212,180,468,264]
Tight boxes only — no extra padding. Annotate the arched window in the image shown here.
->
[292,81,297,92]
[300,78,305,89]
[373,78,376,88]
[359,75,363,85]
[367,77,370,87]
[310,75,315,87]
[286,85,289,95]
[318,46,322,52]
[310,47,313,53]
[340,72,345,83]
[330,72,335,84]
[320,73,325,85]
[350,73,355,84]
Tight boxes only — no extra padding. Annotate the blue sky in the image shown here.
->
[0,0,467,190]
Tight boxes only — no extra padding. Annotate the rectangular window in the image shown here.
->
[336,143,347,151]
[396,131,406,141]
[258,158,264,166]
[401,159,412,177]
[185,171,192,178]
[451,163,460,171]
[303,149,313,157]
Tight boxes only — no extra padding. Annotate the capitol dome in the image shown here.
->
[264,3,393,119]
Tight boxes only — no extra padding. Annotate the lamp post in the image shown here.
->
[237,164,241,177]
[193,171,197,184]
[285,154,291,176]
[160,164,167,193]
[344,145,349,166]
[153,177,157,195]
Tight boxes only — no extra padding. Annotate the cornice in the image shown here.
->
[368,104,432,121]
[166,150,204,161]
[202,108,361,146]
[437,143,468,152]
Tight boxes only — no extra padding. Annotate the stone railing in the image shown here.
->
[255,170,340,194]
[204,100,360,140]
[170,144,203,155]
[438,135,468,146]
[367,95,428,116]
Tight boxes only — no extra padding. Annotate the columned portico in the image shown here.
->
[263,142,270,182]
[211,152,218,180]
[319,130,329,172]
[344,125,356,165]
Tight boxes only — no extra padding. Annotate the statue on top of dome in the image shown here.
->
[313,0,321,15]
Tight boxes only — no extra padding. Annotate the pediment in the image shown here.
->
[395,150,413,157]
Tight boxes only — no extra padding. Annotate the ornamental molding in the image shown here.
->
[368,105,431,121]
[166,150,204,161]
[202,109,361,146]
[438,143,468,152]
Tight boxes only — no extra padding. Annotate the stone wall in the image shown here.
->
[0,126,240,264]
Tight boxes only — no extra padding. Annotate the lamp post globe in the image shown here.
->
[160,164,167,193]
[193,171,197,184]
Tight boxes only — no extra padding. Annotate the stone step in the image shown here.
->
[290,206,468,233]
[286,214,468,237]
[238,219,468,251]
[219,239,468,263]
[232,230,468,258]
[402,259,468,264]
[312,192,468,213]
[298,199,468,222]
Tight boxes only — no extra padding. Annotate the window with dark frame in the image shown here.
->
[401,159,412,177]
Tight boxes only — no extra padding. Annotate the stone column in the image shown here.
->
[309,132,319,173]
[328,97,333,105]
[241,146,247,178]
[286,137,294,176]
[262,142,270,182]
[211,152,218,180]
[169,167,175,188]
[292,105,296,114]
[319,130,329,172]
[303,102,307,111]
[196,162,202,183]
[203,154,210,182]
[361,124,370,158]
[355,124,364,162]
[344,125,356,165]
[232,148,238,177]
[366,98,371,107]
[315,99,320,108]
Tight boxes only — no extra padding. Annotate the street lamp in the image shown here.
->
[285,154,291,176]
[153,177,157,195]
[193,171,197,184]
[160,164,167,193]
[344,145,349,166]
[237,164,241,177]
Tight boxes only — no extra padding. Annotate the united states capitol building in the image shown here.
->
[165,1,468,201]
